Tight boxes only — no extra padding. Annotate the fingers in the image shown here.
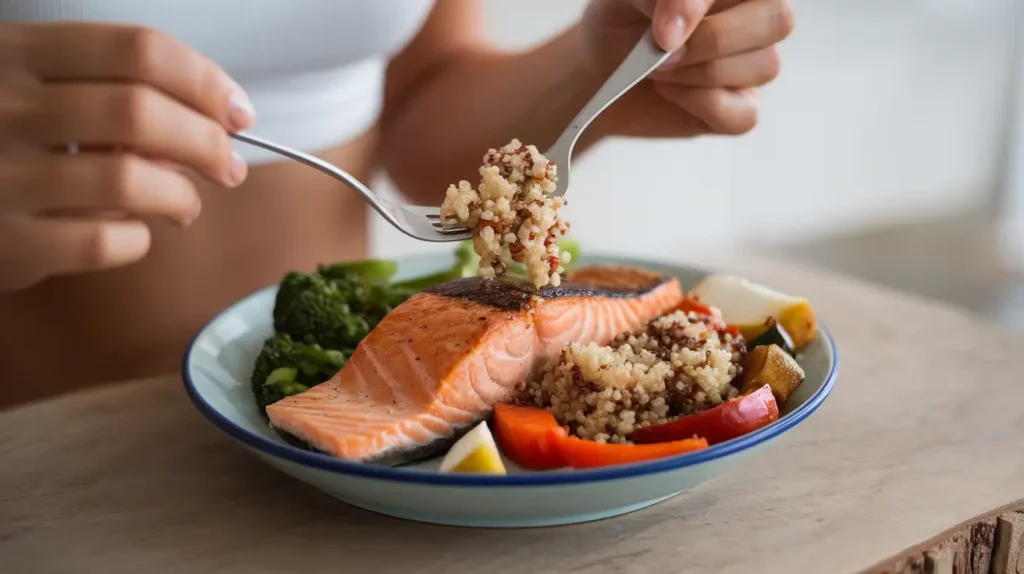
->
[20,83,246,187]
[654,84,759,135]
[0,153,201,225]
[0,214,151,289]
[707,0,749,15]
[677,0,795,66]
[6,22,255,132]
[652,46,781,88]
[651,0,716,51]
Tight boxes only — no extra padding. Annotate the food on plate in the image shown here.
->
[518,305,745,444]
[492,403,568,470]
[251,333,348,413]
[630,384,779,445]
[250,241,820,471]
[492,403,708,470]
[555,434,708,469]
[438,421,507,475]
[439,139,571,289]
[263,264,684,465]
[273,261,414,351]
[748,317,796,357]
[252,239,582,415]
[252,260,417,411]
[669,295,718,318]
[739,344,806,403]
[395,237,582,291]
[689,273,817,350]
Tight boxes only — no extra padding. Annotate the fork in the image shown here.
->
[543,27,672,199]
[231,27,671,241]
[230,131,470,242]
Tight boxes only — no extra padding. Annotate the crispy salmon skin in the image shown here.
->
[265,265,683,465]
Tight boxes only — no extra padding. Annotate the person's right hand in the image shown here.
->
[0,22,255,291]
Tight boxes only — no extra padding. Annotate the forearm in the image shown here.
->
[380,25,604,204]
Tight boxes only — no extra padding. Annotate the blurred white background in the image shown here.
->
[371,0,1022,327]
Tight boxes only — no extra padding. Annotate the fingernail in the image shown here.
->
[659,15,686,51]
[107,224,151,259]
[228,151,247,186]
[186,200,202,225]
[227,90,255,131]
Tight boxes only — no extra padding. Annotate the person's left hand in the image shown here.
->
[580,0,795,138]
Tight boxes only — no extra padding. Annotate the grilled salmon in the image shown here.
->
[265,265,683,465]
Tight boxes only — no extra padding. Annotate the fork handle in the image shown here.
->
[229,131,375,199]
[550,27,673,155]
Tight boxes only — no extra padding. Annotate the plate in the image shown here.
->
[183,252,838,527]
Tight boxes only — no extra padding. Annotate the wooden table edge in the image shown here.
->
[866,500,1024,574]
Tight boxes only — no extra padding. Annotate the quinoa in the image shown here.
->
[518,309,746,443]
[439,139,570,288]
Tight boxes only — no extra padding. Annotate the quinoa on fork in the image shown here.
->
[440,139,571,288]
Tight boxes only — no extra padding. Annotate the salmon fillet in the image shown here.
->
[265,265,683,465]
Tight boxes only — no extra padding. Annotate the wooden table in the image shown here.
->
[2,253,1024,574]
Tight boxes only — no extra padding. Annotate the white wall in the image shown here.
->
[371,0,1016,260]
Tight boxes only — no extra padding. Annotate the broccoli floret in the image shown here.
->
[273,265,416,350]
[316,259,410,317]
[273,271,368,350]
[251,333,347,413]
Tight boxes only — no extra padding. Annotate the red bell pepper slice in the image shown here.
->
[630,384,779,446]
[555,435,709,469]
[492,403,568,470]
[672,296,714,317]
[492,403,711,470]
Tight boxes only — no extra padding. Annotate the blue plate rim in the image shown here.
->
[182,255,840,487]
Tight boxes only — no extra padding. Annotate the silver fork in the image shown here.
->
[543,27,672,199]
[230,131,471,242]
[232,27,670,240]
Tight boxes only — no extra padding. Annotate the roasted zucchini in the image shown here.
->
[749,318,796,357]
[740,344,805,404]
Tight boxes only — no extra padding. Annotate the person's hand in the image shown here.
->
[0,23,255,291]
[581,0,795,138]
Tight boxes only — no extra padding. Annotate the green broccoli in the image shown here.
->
[272,262,416,350]
[453,239,483,277]
[392,238,583,291]
[272,271,365,350]
[319,265,409,319]
[391,244,479,290]
[558,237,582,272]
[251,333,348,413]
[316,259,398,283]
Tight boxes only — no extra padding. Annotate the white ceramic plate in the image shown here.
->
[183,252,838,528]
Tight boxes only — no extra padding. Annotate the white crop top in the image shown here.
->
[0,0,436,164]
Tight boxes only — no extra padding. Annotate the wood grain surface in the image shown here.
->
[2,253,1023,574]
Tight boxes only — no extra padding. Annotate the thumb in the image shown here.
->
[651,0,716,52]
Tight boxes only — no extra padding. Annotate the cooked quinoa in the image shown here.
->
[518,309,747,443]
[439,139,571,288]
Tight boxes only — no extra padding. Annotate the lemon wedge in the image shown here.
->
[439,421,507,475]
[690,274,818,350]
